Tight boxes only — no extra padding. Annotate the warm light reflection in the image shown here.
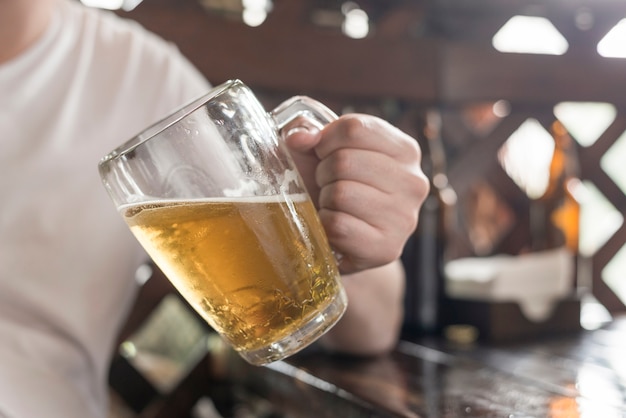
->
[498,118,555,199]
[464,181,514,255]
[575,363,625,417]
[461,101,508,136]
[598,18,626,58]
[548,391,580,418]
[553,102,617,147]
[492,16,569,55]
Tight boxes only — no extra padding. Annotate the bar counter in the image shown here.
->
[209,315,626,417]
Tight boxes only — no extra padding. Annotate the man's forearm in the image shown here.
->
[319,259,406,356]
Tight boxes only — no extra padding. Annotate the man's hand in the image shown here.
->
[285,114,430,274]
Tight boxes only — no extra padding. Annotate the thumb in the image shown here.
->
[282,125,324,207]
[283,124,322,154]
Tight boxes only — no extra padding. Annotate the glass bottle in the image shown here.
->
[529,119,582,291]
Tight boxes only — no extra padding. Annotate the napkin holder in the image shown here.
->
[442,248,582,343]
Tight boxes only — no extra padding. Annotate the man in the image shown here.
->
[0,0,429,416]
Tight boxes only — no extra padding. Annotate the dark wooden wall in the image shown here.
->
[119,0,626,313]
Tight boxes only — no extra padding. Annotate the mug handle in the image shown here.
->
[270,96,338,133]
[270,96,344,265]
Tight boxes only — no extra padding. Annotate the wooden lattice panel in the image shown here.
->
[441,103,626,313]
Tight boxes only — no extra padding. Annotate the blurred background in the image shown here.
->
[104,0,626,321]
[79,0,626,416]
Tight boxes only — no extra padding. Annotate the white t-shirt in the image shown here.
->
[0,2,210,417]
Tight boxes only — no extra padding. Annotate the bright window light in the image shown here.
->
[598,18,626,58]
[498,118,555,199]
[601,130,626,195]
[554,102,617,147]
[492,16,569,55]
[603,244,626,307]
[578,181,623,257]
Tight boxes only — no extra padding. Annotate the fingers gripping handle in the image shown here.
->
[270,96,344,267]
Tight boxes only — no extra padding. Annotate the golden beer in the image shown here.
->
[122,193,346,361]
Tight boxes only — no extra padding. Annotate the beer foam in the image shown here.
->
[118,193,310,212]
[279,169,301,195]
[223,178,261,198]
[222,169,302,198]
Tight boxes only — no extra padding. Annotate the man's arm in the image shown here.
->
[285,113,428,355]
[320,259,406,355]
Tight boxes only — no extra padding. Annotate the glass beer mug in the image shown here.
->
[98,80,347,366]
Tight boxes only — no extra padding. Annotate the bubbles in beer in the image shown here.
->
[122,194,341,352]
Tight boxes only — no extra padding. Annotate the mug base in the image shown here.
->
[237,289,348,366]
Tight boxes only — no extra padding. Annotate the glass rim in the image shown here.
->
[98,79,242,168]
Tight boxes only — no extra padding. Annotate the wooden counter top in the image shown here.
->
[214,316,626,417]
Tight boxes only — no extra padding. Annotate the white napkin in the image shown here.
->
[444,247,575,322]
